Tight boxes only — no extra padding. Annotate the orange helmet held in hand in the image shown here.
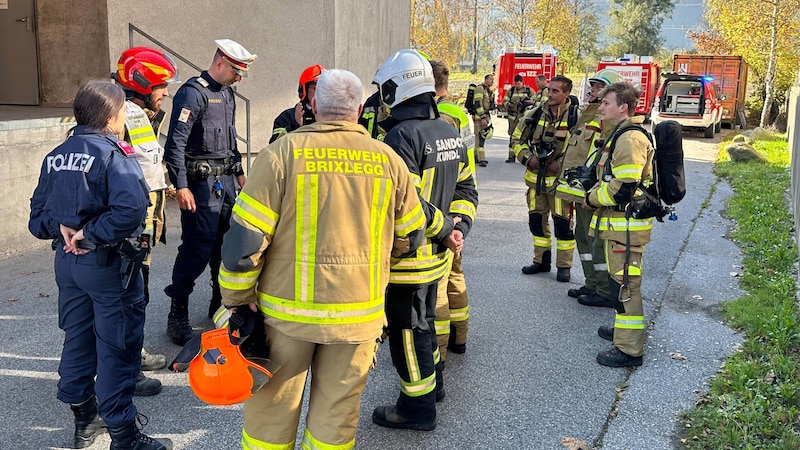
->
[187,328,279,405]
[298,64,325,101]
[116,47,180,95]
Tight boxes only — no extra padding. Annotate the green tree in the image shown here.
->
[606,0,675,57]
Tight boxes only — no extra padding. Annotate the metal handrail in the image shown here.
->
[128,24,252,171]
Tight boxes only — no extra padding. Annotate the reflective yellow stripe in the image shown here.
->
[420,167,434,201]
[257,292,384,325]
[553,198,567,217]
[612,164,643,179]
[391,251,449,269]
[218,266,260,290]
[301,428,354,450]
[400,372,436,397]
[615,264,642,276]
[426,208,444,237]
[233,192,280,236]
[410,172,422,188]
[533,236,551,248]
[450,305,469,321]
[389,257,451,285]
[556,183,586,198]
[242,428,294,450]
[370,178,391,305]
[396,202,425,235]
[450,199,476,220]
[402,329,421,381]
[295,174,318,302]
[596,184,615,206]
[524,171,557,187]
[128,124,158,146]
[615,314,646,329]
[457,164,474,183]
[212,306,231,329]
[435,319,450,335]
[361,111,376,136]
[433,347,441,364]
[271,128,287,140]
[418,242,432,258]
[591,216,653,232]
[556,239,575,251]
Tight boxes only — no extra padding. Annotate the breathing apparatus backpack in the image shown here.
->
[465,83,477,115]
[604,119,685,222]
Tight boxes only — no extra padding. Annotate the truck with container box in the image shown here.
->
[495,46,560,118]
[671,54,748,127]
[595,56,661,117]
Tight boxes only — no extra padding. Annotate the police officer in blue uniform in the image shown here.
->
[163,39,256,346]
[28,80,171,450]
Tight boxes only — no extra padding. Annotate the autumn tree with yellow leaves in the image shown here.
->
[411,0,602,74]
[692,0,800,126]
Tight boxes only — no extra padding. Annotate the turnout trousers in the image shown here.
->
[164,173,236,301]
[54,248,145,427]
[242,326,376,449]
[527,188,575,268]
[386,282,439,422]
[575,206,609,298]
[606,240,646,357]
[473,119,488,163]
[435,252,469,361]
[507,116,521,158]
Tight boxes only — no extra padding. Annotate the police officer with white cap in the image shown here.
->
[163,39,256,346]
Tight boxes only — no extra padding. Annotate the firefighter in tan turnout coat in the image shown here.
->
[585,82,655,368]
[218,69,426,448]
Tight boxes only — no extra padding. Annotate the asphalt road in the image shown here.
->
[0,117,743,449]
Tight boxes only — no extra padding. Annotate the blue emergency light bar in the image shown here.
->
[703,76,715,81]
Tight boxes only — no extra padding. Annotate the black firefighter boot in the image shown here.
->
[166,298,194,346]
[522,250,551,274]
[108,420,173,450]
[70,396,107,449]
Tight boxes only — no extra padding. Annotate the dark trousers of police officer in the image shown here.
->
[164,164,237,346]
[374,282,439,430]
[55,245,145,446]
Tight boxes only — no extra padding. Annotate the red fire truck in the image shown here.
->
[496,46,560,117]
[595,56,661,117]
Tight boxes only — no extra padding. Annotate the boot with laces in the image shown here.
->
[109,414,173,450]
[166,298,194,346]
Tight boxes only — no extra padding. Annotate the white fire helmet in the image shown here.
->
[372,49,435,108]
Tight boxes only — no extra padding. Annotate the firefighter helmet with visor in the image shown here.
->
[116,47,180,95]
[372,49,435,108]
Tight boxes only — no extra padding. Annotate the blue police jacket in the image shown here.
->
[29,126,149,245]
[163,71,243,190]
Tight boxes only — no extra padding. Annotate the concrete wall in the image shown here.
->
[36,0,110,106]
[104,0,410,153]
[0,1,410,254]
[0,119,76,254]
[788,86,800,253]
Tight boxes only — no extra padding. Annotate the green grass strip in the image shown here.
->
[682,134,800,449]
